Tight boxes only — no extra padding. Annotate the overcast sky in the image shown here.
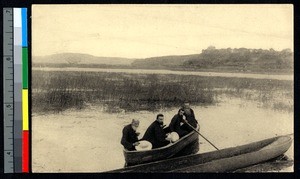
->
[32,5,293,58]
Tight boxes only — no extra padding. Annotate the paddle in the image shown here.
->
[182,118,220,150]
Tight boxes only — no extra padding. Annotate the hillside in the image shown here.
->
[33,47,293,74]
[131,54,201,69]
[33,53,135,65]
[132,47,293,73]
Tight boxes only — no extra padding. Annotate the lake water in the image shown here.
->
[32,67,293,81]
[32,96,293,172]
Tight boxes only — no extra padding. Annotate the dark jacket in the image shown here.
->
[169,114,189,137]
[121,124,139,151]
[181,107,198,132]
[142,121,169,149]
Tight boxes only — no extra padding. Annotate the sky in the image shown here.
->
[32,4,293,59]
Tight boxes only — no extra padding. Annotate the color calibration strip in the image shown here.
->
[14,8,23,173]
[3,7,29,173]
[21,8,29,173]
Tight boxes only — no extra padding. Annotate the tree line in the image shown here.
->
[183,46,293,72]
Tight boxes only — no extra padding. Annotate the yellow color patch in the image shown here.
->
[22,89,28,130]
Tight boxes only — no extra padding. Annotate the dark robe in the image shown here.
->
[121,124,139,151]
[181,107,198,132]
[169,114,189,137]
[142,121,169,149]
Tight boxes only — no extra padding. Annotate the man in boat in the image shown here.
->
[180,101,198,132]
[121,119,140,151]
[169,109,190,138]
[142,114,170,149]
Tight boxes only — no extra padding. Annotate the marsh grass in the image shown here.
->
[32,70,293,113]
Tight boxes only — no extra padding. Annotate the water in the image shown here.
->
[32,96,293,172]
[32,67,293,81]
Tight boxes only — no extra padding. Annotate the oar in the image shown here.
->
[183,118,219,150]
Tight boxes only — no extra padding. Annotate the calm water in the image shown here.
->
[32,67,293,81]
[32,96,293,172]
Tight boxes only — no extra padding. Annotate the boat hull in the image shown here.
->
[109,135,292,173]
[174,136,292,172]
[123,125,200,166]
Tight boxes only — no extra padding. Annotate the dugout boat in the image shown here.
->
[123,125,200,166]
[108,135,292,173]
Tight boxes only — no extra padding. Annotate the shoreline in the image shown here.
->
[32,67,293,81]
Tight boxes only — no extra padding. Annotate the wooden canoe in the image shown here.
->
[123,125,200,166]
[108,135,292,173]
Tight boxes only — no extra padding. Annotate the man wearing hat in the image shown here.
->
[121,119,140,151]
[181,101,198,132]
[169,109,190,137]
[142,114,170,149]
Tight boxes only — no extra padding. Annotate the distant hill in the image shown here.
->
[33,53,135,65]
[33,47,293,74]
[132,47,293,73]
[132,54,202,69]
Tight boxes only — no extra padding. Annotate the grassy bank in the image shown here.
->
[32,70,293,113]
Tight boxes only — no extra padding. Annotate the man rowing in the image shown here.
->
[180,101,198,132]
[169,109,190,137]
[142,114,170,149]
[121,119,140,151]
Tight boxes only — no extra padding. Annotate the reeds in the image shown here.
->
[32,70,293,113]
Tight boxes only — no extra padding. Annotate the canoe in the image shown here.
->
[108,135,292,173]
[123,125,200,166]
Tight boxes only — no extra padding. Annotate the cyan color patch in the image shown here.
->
[21,8,27,47]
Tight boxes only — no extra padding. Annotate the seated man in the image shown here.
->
[181,101,198,132]
[121,119,140,151]
[142,114,170,149]
[169,109,190,137]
